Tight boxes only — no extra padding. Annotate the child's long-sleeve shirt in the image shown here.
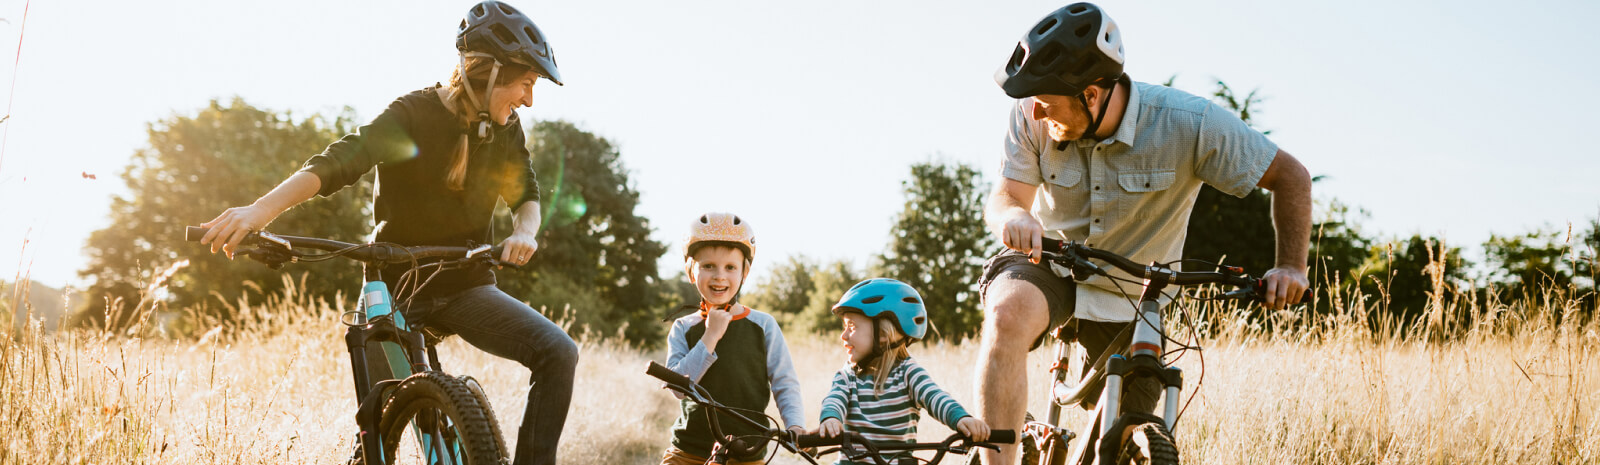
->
[665,306,806,462]
[818,356,970,461]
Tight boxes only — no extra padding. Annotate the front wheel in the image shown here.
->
[1114,421,1178,465]
[378,372,506,465]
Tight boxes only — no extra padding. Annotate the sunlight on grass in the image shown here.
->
[2,271,1596,464]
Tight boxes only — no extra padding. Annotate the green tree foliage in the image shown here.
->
[744,255,818,318]
[1309,199,1374,291]
[1183,80,1276,275]
[1482,219,1598,310]
[1356,235,1469,326]
[79,99,369,328]
[875,161,993,341]
[799,259,861,336]
[494,120,668,347]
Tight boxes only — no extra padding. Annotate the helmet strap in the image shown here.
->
[1076,80,1117,142]
[852,317,910,372]
[458,52,503,140]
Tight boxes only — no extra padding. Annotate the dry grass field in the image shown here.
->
[2,279,1597,464]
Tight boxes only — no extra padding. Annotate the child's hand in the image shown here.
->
[702,307,733,352]
[819,418,843,438]
[957,416,990,442]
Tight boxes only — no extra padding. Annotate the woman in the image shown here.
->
[199,2,576,464]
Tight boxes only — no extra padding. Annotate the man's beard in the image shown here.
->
[1047,120,1081,142]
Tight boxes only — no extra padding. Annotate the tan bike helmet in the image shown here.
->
[684,212,757,267]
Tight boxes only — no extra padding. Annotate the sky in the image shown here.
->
[0,0,1596,291]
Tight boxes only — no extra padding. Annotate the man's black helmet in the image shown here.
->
[995,3,1125,99]
[457,1,563,85]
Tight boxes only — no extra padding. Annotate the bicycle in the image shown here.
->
[645,361,1017,465]
[184,226,515,465]
[1015,239,1310,465]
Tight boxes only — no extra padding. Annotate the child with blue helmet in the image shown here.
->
[817,278,990,463]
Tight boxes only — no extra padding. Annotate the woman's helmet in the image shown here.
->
[995,2,1124,99]
[456,0,562,85]
[832,278,928,341]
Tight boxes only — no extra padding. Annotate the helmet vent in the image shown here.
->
[1007,46,1026,73]
[491,24,516,45]
[903,297,921,304]
[472,4,487,17]
[699,215,710,224]
[1068,4,1089,14]
[733,216,742,225]
[1034,18,1058,36]
[862,296,885,304]
[525,26,541,43]
[914,316,926,324]
[1033,45,1061,72]
[1074,23,1093,38]
[497,2,516,15]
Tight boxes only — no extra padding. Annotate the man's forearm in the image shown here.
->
[1270,177,1312,270]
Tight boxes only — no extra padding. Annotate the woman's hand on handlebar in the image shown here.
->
[997,210,1046,264]
[200,205,277,258]
[818,418,843,438]
[1261,266,1310,310]
[497,231,539,267]
[956,416,990,443]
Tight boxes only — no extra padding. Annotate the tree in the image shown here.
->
[875,161,993,341]
[79,99,369,329]
[798,259,861,336]
[1356,235,1469,328]
[494,120,669,347]
[744,255,818,321]
[1482,220,1598,311]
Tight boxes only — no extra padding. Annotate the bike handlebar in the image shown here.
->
[1041,240,1311,304]
[793,430,1017,449]
[184,226,512,268]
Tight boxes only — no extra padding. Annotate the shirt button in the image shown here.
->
[1145,183,1151,188]
[1094,218,1101,224]
[1094,186,1100,191]
[1050,174,1057,180]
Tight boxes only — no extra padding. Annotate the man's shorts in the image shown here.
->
[979,248,1077,349]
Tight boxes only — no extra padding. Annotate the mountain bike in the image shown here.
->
[1015,239,1310,465]
[184,226,513,465]
[645,361,1017,465]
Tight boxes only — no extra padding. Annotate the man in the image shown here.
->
[974,3,1311,464]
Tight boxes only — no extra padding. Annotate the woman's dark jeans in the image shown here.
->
[402,284,578,465]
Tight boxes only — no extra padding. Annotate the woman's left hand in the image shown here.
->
[498,232,539,266]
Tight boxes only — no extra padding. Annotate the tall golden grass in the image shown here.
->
[2,273,1596,464]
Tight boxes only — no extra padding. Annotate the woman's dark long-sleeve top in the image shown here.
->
[298,85,540,299]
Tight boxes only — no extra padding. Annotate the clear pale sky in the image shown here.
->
[1,0,1596,290]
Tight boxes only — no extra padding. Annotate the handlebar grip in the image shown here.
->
[645,361,693,391]
[986,430,1016,444]
[185,226,208,242]
[795,433,841,449]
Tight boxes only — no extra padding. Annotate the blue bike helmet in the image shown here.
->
[832,278,928,340]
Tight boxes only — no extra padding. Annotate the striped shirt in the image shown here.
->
[818,357,970,463]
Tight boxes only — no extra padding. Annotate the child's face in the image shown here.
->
[839,313,877,364]
[689,246,747,306]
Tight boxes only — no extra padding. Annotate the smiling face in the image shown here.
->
[839,313,880,364]
[487,69,540,125]
[688,245,748,306]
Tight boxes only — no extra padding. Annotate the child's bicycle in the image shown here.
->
[185,226,514,465]
[645,361,1016,465]
[1017,239,1310,465]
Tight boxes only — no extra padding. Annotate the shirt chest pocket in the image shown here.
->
[1039,151,1084,189]
[1117,170,1176,193]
